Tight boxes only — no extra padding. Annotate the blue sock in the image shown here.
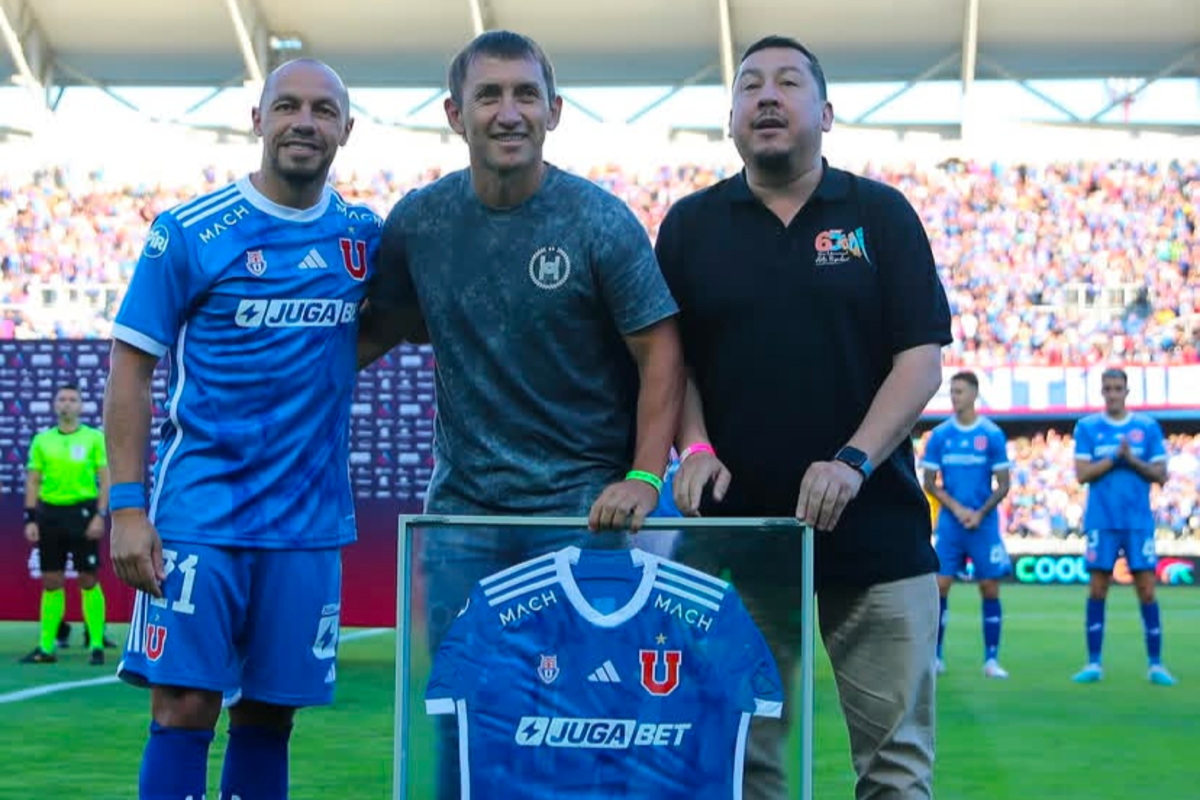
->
[982,598,1002,661]
[220,725,292,800]
[1140,601,1162,666]
[936,596,948,659]
[1086,598,1106,665]
[139,721,213,800]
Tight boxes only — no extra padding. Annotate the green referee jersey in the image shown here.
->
[27,425,108,506]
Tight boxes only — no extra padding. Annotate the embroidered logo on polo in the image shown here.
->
[814,227,871,267]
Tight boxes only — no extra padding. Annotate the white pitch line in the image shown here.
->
[0,627,392,705]
[0,674,120,704]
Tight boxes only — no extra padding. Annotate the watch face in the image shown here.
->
[839,448,865,467]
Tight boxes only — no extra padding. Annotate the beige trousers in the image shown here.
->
[674,533,938,799]
[818,574,939,799]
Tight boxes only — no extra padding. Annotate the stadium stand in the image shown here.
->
[2,156,1196,543]
[2,158,1197,365]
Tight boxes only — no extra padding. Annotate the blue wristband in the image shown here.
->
[110,482,146,512]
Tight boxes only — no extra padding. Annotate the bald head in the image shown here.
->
[252,57,354,204]
[260,58,350,116]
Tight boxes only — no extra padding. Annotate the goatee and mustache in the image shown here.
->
[273,137,327,183]
[747,112,815,174]
[752,151,794,173]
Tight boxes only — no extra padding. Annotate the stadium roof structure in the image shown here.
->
[1,0,1197,130]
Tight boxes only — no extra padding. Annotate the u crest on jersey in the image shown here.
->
[639,649,682,696]
[339,238,368,281]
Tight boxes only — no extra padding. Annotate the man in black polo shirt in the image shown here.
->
[656,36,951,800]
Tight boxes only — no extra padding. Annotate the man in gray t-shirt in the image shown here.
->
[359,30,685,800]
[371,164,679,515]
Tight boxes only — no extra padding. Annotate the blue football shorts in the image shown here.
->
[936,523,1011,580]
[118,540,343,707]
[1085,529,1157,573]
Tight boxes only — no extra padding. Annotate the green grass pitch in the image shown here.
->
[1,584,1195,799]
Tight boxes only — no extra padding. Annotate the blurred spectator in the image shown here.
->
[874,158,1198,366]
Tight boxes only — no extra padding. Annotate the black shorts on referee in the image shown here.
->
[36,500,100,574]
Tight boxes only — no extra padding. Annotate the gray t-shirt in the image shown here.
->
[370,165,678,515]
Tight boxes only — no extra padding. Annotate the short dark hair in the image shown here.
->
[950,371,979,389]
[447,30,557,108]
[738,35,827,101]
[55,383,80,396]
[1101,367,1128,386]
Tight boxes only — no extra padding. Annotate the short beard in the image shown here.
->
[271,152,329,189]
[750,150,794,176]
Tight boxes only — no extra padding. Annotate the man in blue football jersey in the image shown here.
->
[103,58,383,800]
[358,31,685,800]
[425,546,784,799]
[1071,368,1176,686]
[921,371,1012,678]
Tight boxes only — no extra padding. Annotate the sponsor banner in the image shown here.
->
[923,364,1200,417]
[0,339,438,627]
[6,520,1196,629]
[0,339,437,503]
[1,495,413,626]
[1003,538,1200,557]
[1007,554,1197,586]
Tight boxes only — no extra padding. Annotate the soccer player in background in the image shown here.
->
[359,30,685,800]
[103,59,383,800]
[1071,368,1176,686]
[921,371,1012,678]
[20,383,110,666]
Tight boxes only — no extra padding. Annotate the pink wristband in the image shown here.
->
[680,442,715,462]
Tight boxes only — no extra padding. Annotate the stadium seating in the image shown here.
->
[2,159,1195,541]
[2,159,1196,363]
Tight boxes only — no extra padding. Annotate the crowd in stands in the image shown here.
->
[916,429,1200,540]
[2,157,1197,540]
[2,158,1197,362]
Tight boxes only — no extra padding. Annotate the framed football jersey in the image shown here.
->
[393,515,814,800]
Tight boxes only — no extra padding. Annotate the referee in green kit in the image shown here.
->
[21,383,110,666]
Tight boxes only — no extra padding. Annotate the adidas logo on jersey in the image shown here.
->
[587,660,621,683]
[298,249,329,269]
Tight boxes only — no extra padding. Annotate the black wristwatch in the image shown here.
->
[834,446,874,480]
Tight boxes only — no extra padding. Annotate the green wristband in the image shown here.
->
[625,470,663,493]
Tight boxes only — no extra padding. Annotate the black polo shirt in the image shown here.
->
[655,159,953,589]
